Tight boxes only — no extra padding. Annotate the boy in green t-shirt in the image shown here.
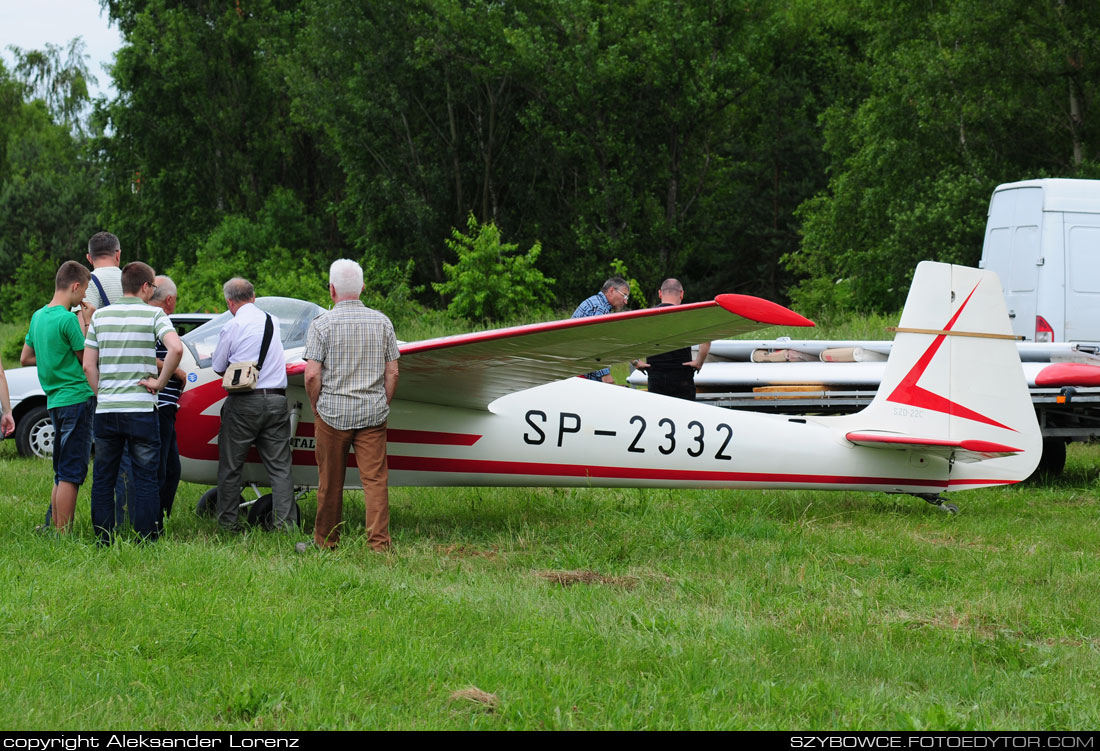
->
[21,261,94,531]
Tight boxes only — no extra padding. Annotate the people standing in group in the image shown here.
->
[633,279,711,401]
[20,261,95,532]
[298,259,400,553]
[148,275,186,536]
[571,277,631,383]
[211,278,295,533]
[83,262,183,544]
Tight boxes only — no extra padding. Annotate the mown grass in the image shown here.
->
[1,435,1099,730]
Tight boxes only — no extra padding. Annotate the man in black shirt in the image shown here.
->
[150,275,186,536]
[634,279,711,401]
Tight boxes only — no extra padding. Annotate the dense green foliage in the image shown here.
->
[3,0,1100,323]
[434,214,555,320]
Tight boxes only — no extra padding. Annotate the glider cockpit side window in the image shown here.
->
[181,297,324,367]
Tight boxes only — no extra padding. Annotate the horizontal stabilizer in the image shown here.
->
[845,431,1023,463]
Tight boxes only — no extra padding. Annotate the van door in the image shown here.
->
[1063,212,1100,344]
[984,187,1042,340]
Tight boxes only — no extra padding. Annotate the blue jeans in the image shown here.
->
[49,399,93,486]
[44,408,130,528]
[91,411,161,545]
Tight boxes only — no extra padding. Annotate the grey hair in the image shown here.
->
[329,258,364,297]
[223,277,255,303]
[152,275,177,302]
[601,276,629,294]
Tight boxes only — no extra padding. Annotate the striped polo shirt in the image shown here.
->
[85,297,175,413]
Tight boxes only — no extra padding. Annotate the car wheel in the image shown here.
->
[15,405,53,458]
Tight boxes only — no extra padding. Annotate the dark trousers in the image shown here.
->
[156,405,181,535]
[647,373,697,401]
[91,411,161,544]
[216,392,294,530]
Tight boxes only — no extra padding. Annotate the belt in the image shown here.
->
[227,388,286,396]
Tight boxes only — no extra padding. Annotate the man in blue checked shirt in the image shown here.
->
[571,276,631,383]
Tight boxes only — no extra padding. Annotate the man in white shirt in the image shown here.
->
[211,277,294,532]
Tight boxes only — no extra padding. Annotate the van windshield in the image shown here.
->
[182,297,325,368]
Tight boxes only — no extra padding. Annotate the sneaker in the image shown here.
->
[294,541,315,554]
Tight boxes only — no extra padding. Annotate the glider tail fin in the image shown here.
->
[853,261,1041,486]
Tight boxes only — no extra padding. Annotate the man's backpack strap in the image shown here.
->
[90,274,110,307]
[256,314,274,371]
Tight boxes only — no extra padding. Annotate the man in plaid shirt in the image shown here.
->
[299,259,400,552]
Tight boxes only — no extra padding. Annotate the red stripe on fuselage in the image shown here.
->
[293,422,481,445]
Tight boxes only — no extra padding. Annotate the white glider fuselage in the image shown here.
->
[175,262,1042,498]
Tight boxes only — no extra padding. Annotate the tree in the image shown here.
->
[433,214,555,320]
[787,0,1100,316]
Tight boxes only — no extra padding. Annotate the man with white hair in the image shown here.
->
[149,276,186,535]
[298,259,400,552]
[211,277,294,532]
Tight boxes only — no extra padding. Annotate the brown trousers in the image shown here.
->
[313,416,390,551]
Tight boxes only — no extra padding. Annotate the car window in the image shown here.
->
[181,297,325,368]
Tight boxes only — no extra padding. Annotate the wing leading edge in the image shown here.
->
[395,295,814,410]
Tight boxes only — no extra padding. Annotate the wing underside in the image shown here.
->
[392,295,814,410]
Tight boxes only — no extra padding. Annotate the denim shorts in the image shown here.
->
[49,399,94,486]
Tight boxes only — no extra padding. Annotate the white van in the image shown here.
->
[979,178,1100,345]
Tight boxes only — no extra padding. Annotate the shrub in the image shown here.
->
[433,214,555,321]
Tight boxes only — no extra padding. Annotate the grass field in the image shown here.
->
[1,434,1099,730]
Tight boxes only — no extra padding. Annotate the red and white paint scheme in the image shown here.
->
[174,262,1040,509]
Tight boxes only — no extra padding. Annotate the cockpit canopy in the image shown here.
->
[182,297,325,368]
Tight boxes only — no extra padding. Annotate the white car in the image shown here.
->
[5,313,215,458]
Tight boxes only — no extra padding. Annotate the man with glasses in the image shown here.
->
[84,262,183,545]
[571,276,631,384]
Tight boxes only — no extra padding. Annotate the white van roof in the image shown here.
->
[992,179,1100,213]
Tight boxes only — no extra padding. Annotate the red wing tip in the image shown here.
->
[715,294,815,328]
[1035,363,1100,387]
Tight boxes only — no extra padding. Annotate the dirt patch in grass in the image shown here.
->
[449,686,499,712]
[437,544,498,560]
[534,569,639,589]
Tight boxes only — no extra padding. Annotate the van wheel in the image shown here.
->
[247,493,301,530]
[15,405,53,458]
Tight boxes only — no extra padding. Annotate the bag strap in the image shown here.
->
[256,314,274,371]
[90,274,110,307]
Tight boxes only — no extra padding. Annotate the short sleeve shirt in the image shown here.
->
[305,300,400,430]
[83,266,123,310]
[25,305,94,409]
[571,291,613,380]
[85,297,175,413]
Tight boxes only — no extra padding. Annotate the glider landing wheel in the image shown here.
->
[246,493,302,530]
[195,488,245,518]
[914,493,959,515]
[195,488,218,518]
